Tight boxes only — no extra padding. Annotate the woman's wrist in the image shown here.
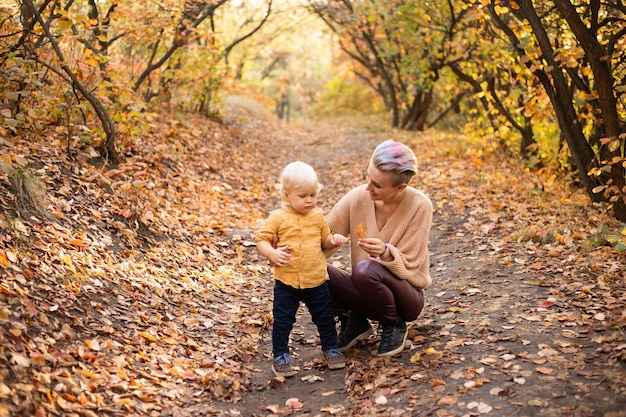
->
[379,243,387,257]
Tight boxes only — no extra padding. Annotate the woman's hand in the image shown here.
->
[357,237,386,258]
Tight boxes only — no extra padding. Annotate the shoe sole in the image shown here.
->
[271,365,299,377]
[327,361,346,370]
[377,329,408,357]
[338,326,375,352]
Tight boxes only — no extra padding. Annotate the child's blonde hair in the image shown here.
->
[277,161,322,203]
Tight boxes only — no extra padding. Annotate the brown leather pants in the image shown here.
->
[327,260,424,324]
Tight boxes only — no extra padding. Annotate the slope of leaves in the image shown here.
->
[0,105,287,416]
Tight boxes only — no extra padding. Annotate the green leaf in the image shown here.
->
[57,16,73,31]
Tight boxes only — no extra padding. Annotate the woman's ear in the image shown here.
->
[397,183,408,191]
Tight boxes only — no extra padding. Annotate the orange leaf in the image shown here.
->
[0,252,10,268]
[70,239,85,248]
[431,379,446,387]
[61,393,77,402]
[139,332,158,342]
[356,223,368,239]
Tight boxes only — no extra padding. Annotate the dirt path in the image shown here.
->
[204,109,626,417]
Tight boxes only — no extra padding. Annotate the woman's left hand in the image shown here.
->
[357,237,386,258]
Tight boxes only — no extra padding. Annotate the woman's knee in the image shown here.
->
[352,260,380,284]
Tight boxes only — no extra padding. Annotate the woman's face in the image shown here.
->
[364,164,401,201]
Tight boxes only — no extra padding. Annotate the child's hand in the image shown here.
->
[270,245,291,267]
[329,233,347,247]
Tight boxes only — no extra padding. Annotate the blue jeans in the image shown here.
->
[272,280,338,357]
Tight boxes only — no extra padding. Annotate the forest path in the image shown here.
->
[202,106,626,417]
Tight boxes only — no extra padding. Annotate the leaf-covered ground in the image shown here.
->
[0,102,624,417]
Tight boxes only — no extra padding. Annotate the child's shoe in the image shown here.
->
[272,353,299,377]
[324,348,346,370]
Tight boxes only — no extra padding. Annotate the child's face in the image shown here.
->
[284,183,318,214]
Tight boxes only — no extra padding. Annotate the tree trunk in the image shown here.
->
[401,89,432,131]
[554,0,626,219]
[514,1,600,200]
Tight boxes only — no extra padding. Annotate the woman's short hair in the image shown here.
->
[371,140,418,186]
[277,161,322,201]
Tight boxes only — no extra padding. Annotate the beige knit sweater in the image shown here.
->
[326,184,433,290]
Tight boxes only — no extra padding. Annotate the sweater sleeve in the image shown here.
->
[323,188,356,259]
[378,193,433,289]
[326,191,351,237]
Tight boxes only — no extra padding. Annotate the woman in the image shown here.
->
[325,140,433,357]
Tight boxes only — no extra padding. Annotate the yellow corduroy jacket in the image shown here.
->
[255,206,331,289]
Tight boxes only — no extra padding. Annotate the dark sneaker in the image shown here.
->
[337,312,374,352]
[377,319,407,357]
[272,353,299,377]
[324,348,346,370]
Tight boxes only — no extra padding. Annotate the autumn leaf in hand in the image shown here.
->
[356,223,367,239]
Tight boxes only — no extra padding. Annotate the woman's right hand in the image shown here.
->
[357,237,385,258]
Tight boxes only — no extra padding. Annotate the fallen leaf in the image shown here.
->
[0,251,10,267]
[375,394,387,405]
[285,398,303,409]
[139,332,158,342]
[536,367,554,375]
[301,374,324,382]
[467,401,493,413]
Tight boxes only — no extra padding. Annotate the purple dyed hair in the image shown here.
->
[370,140,418,186]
